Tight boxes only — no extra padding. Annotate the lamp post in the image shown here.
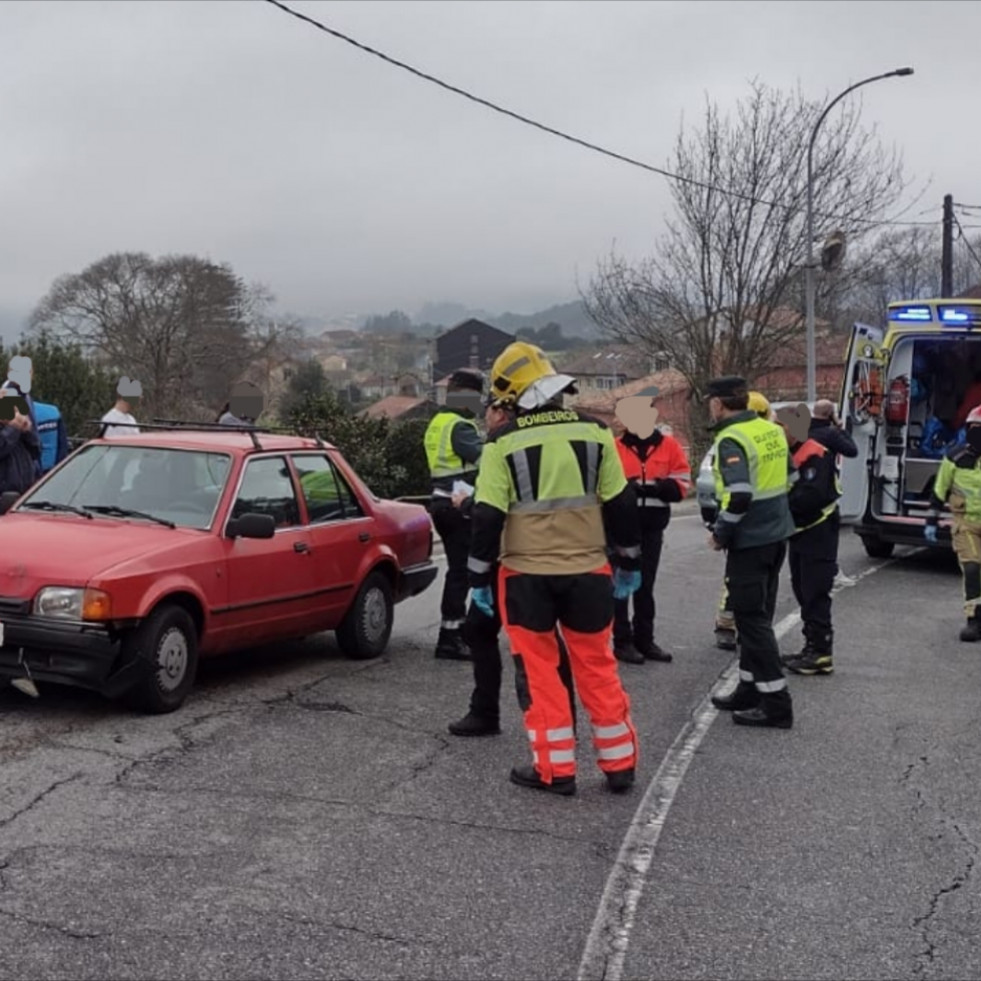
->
[804,67,914,402]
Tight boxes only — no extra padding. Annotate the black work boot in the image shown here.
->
[614,640,645,665]
[781,641,813,666]
[733,690,793,729]
[435,628,471,661]
[509,765,576,796]
[605,767,636,794]
[711,681,760,712]
[715,626,738,651]
[785,643,834,676]
[960,615,981,643]
[448,712,501,737]
[637,640,673,663]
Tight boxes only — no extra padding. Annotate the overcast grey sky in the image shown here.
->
[1,0,977,337]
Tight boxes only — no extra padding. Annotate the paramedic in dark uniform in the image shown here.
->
[706,376,796,729]
[777,404,843,676]
[424,369,484,660]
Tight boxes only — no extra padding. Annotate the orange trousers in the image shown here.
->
[499,564,638,784]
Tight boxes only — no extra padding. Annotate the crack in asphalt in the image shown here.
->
[0,905,102,941]
[109,780,601,848]
[271,908,429,947]
[903,756,979,978]
[0,773,84,833]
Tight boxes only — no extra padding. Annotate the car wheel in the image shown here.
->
[336,571,393,660]
[861,535,895,559]
[124,605,199,714]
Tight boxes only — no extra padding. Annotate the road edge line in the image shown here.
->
[576,559,888,981]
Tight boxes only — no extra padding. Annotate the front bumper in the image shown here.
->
[397,561,439,602]
[0,614,140,696]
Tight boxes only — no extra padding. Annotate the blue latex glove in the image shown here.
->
[471,585,495,618]
[924,524,938,544]
[612,568,642,600]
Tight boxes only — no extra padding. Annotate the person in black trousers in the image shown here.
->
[448,395,575,737]
[704,376,797,729]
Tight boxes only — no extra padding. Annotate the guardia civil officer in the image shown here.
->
[424,369,484,660]
[706,376,796,729]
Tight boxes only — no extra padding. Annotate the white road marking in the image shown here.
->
[576,560,888,981]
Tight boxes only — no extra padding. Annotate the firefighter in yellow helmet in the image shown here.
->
[714,390,772,650]
[468,342,642,794]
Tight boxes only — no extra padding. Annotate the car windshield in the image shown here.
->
[19,445,232,531]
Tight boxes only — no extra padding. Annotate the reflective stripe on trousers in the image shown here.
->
[500,565,638,781]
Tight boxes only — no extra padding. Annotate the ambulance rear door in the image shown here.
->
[838,322,886,523]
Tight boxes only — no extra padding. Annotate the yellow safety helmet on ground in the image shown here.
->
[490,341,577,410]
[747,390,771,419]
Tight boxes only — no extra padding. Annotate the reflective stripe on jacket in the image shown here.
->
[424,410,479,490]
[473,407,631,575]
[932,447,981,523]
[615,434,691,509]
[712,413,795,549]
[789,437,838,533]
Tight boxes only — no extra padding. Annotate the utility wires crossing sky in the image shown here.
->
[263,0,936,230]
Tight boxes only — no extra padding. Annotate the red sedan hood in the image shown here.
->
[0,513,200,598]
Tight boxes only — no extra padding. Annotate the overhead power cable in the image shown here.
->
[263,0,934,229]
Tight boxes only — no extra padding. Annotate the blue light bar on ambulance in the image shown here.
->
[888,305,933,322]
[937,305,981,326]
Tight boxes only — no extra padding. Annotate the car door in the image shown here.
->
[216,455,319,647]
[291,452,373,625]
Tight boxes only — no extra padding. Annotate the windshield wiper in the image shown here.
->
[19,500,94,519]
[81,504,176,529]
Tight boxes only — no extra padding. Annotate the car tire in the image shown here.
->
[861,535,895,559]
[124,605,199,714]
[336,571,393,660]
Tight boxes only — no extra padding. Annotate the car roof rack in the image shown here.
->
[85,419,331,453]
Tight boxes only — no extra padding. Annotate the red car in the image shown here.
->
[0,427,436,712]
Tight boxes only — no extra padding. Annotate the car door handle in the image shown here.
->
[359,532,371,543]
[294,541,310,553]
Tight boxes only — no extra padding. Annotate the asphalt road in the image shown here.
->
[0,508,978,981]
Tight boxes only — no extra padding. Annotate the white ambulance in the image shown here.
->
[839,297,981,556]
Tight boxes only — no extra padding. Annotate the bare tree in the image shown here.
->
[581,81,908,448]
[830,224,981,327]
[28,252,274,420]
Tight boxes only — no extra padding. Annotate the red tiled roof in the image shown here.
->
[571,369,689,415]
[361,396,430,420]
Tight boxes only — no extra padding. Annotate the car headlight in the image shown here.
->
[34,587,112,621]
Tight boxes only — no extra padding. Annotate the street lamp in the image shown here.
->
[804,67,914,402]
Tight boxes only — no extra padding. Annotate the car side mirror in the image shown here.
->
[226,512,276,540]
[0,490,21,515]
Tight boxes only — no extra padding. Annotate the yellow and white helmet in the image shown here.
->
[747,390,771,420]
[490,341,577,410]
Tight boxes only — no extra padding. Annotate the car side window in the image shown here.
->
[330,458,364,518]
[232,457,299,527]
[293,454,364,523]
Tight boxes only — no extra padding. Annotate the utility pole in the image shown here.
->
[941,194,954,297]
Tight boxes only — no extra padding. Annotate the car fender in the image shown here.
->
[129,575,213,636]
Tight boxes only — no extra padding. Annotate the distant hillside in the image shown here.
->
[490,300,600,339]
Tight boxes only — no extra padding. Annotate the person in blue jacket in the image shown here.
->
[32,401,70,474]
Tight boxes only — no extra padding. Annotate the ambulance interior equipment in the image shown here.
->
[839,300,981,557]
